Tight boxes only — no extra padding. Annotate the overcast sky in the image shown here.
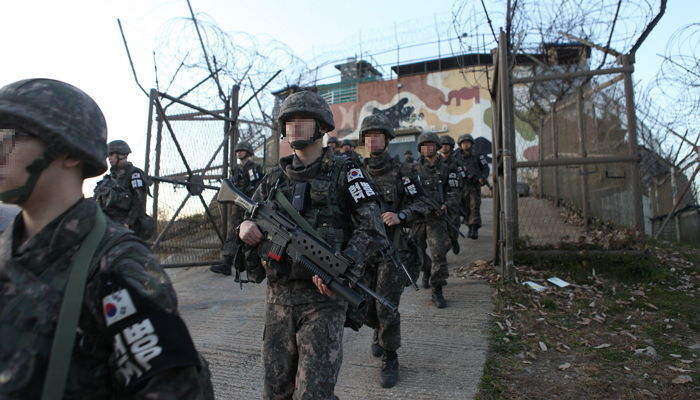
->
[0,0,693,193]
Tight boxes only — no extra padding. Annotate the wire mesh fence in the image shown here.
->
[515,76,640,248]
[147,96,227,266]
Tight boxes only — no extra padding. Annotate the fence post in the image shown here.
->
[670,166,682,241]
[622,55,645,234]
[551,108,560,206]
[152,98,164,235]
[499,30,516,281]
[576,87,590,226]
[538,118,544,198]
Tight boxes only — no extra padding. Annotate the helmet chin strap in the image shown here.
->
[0,151,55,205]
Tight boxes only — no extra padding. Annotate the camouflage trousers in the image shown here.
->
[365,258,405,352]
[222,206,245,256]
[262,301,347,400]
[462,184,482,227]
[411,218,450,287]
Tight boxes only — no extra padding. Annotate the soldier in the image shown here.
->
[438,135,464,254]
[327,135,341,155]
[210,141,263,276]
[0,78,213,399]
[455,134,489,239]
[234,91,387,399]
[360,114,428,388]
[93,139,153,240]
[408,132,460,308]
[341,138,363,164]
[403,150,416,164]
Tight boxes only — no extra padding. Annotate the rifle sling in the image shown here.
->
[273,189,329,246]
[40,208,107,400]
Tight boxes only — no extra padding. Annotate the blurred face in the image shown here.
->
[328,142,337,150]
[440,144,452,154]
[460,141,472,151]
[342,144,352,152]
[365,131,386,154]
[0,129,46,198]
[420,142,437,157]
[236,150,250,160]
[107,152,128,168]
[285,117,317,149]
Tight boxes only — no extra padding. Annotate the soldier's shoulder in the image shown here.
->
[91,222,177,310]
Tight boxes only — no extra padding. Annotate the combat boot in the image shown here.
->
[422,272,431,289]
[210,255,233,276]
[467,225,475,239]
[432,286,447,308]
[451,237,460,255]
[380,350,399,388]
[471,225,479,240]
[371,330,384,358]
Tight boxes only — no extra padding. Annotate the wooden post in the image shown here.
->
[551,108,560,206]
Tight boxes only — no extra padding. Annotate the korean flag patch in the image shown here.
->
[346,168,364,182]
[103,288,137,326]
[131,173,144,189]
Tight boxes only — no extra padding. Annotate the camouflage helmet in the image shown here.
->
[234,141,254,155]
[440,135,456,148]
[277,90,335,133]
[327,136,340,145]
[108,140,132,155]
[416,131,440,150]
[341,139,356,148]
[359,114,395,144]
[0,78,108,177]
[458,133,475,144]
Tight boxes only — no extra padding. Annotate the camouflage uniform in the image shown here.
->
[241,91,387,399]
[0,199,213,399]
[409,133,461,307]
[0,78,213,399]
[340,139,363,164]
[94,160,148,231]
[455,134,489,237]
[223,153,263,257]
[364,153,428,340]
[439,135,464,254]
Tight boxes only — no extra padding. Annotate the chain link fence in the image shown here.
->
[146,95,228,266]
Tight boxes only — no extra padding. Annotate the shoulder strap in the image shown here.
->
[40,208,107,400]
[273,190,328,245]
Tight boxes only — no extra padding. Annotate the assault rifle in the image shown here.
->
[217,179,398,313]
[420,196,467,238]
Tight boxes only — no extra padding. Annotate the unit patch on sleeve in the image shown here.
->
[131,172,144,188]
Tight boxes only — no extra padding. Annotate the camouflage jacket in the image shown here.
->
[409,156,461,217]
[364,152,430,225]
[454,149,490,185]
[230,159,263,198]
[246,147,387,305]
[0,199,213,399]
[440,151,465,191]
[94,162,148,228]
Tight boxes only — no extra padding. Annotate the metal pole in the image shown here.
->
[538,118,544,198]
[499,30,516,281]
[222,88,232,240]
[152,109,164,236]
[621,55,645,234]
[670,166,681,241]
[576,88,590,226]
[144,89,156,176]
[552,106,560,206]
[491,62,502,268]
